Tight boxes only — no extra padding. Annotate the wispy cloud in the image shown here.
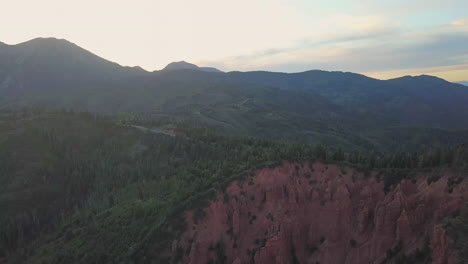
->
[198,14,468,81]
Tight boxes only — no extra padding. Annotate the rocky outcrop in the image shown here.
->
[172,162,467,264]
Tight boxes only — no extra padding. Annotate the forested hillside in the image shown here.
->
[1,110,467,263]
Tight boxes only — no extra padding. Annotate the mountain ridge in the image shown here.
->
[2,37,460,80]
[2,37,468,147]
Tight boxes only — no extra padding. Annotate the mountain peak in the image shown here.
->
[162,61,222,73]
[9,38,90,58]
[17,37,75,47]
[388,74,449,84]
[163,61,199,71]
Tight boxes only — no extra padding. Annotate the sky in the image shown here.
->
[1,0,468,81]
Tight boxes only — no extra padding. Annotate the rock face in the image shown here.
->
[172,162,467,264]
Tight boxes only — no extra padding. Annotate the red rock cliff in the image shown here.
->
[172,162,467,264]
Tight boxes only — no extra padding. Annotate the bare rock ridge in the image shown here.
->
[164,162,467,264]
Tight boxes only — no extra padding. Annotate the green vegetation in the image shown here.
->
[381,237,432,264]
[0,109,348,263]
[0,109,467,263]
[445,205,468,264]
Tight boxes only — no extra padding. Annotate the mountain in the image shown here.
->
[162,61,222,72]
[1,38,468,150]
[220,72,468,129]
[458,81,468,86]
[0,38,147,92]
[1,38,468,264]
[150,68,468,129]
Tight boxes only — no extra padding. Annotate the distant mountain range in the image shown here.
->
[458,81,468,86]
[1,37,468,150]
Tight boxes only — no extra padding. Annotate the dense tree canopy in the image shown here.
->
[0,110,467,263]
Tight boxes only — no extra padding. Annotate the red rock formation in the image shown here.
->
[172,162,467,264]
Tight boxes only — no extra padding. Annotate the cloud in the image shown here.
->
[198,13,399,69]
[199,14,468,81]
[318,14,396,33]
[451,19,467,26]
[450,18,468,31]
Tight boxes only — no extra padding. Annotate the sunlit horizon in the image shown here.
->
[2,0,467,82]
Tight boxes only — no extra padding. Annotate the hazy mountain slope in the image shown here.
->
[382,75,468,128]
[2,77,378,148]
[1,38,468,149]
[152,69,468,129]
[2,39,467,131]
[458,81,468,86]
[0,38,147,94]
[2,38,467,131]
[0,39,377,148]
[219,71,468,129]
